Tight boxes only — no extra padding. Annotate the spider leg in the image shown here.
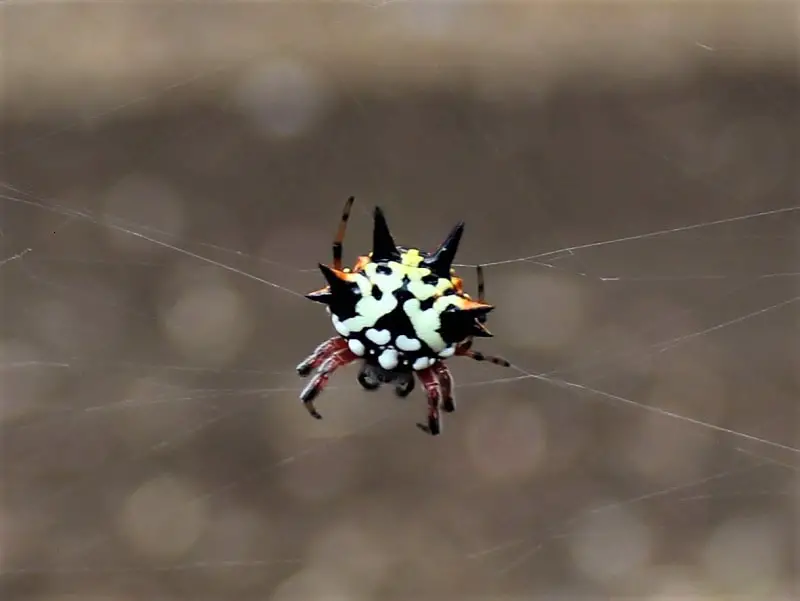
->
[415,366,443,436]
[299,346,359,419]
[296,336,348,377]
[357,363,382,391]
[475,264,487,324]
[456,347,511,368]
[452,264,492,356]
[394,372,415,398]
[332,196,355,271]
[452,265,511,368]
[459,338,474,353]
[431,361,455,413]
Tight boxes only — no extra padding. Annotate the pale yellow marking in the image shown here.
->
[388,260,431,281]
[401,248,424,267]
[436,278,454,294]
[407,281,438,301]
[402,298,446,352]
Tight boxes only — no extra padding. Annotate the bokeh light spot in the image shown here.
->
[118,474,206,561]
[234,59,329,139]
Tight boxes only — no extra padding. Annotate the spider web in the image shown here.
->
[1,2,798,600]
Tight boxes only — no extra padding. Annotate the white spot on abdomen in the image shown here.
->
[396,335,422,352]
[439,345,456,358]
[332,315,349,337]
[412,356,432,371]
[348,339,365,356]
[378,349,399,370]
[366,328,392,346]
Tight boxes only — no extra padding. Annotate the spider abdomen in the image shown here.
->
[328,258,466,371]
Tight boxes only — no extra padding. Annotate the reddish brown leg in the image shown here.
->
[415,366,443,435]
[300,346,358,419]
[456,346,511,368]
[296,336,348,377]
[431,361,455,413]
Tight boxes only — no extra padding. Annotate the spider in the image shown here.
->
[296,196,511,435]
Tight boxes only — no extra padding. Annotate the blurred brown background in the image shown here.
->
[1,2,798,600]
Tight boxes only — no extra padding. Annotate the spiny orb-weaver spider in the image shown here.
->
[296,196,511,436]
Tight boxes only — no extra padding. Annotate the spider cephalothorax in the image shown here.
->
[296,196,510,435]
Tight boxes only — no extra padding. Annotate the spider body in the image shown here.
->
[297,197,510,435]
